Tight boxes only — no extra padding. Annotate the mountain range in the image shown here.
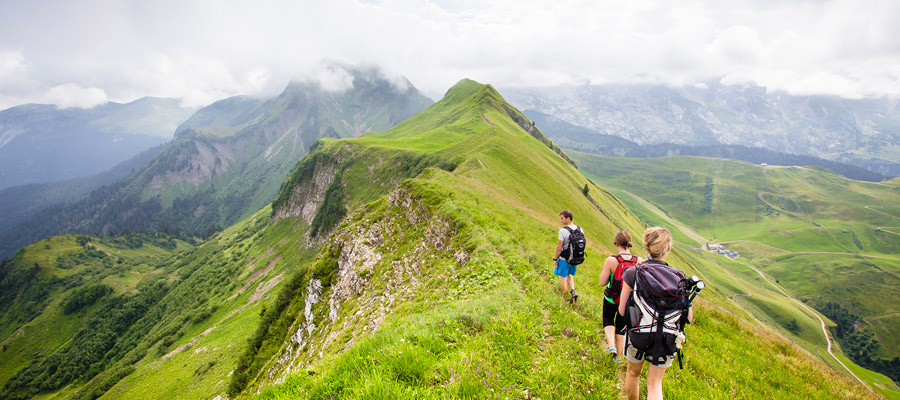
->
[501,82,900,177]
[0,97,197,189]
[0,67,433,258]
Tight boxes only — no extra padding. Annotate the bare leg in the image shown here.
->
[615,334,625,358]
[646,364,667,400]
[559,276,570,297]
[567,275,575,291]
[603,325,616,349]
[625,360,643,400]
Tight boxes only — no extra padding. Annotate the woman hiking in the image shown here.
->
[598,230,640,360]
[618,227,694,400]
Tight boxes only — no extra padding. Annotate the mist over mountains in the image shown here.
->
[0,67,432,258]
[0,98,197,189]
[501,83,900,177]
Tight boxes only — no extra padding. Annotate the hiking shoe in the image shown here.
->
[570,290,578,303]
[606,346,617,356]
[606,346,621,363]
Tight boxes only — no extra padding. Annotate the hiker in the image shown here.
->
[552,209,585,303]
[598,230,640,360]
[619,227,694,400]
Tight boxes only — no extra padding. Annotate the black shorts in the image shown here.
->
[602,299,626,335]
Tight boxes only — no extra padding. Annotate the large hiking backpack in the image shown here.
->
[604,254,637,304]
[560,226,586,265]
[624,260,689,368]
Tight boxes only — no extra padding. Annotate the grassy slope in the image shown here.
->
[0,234,188,389]
[233,80,873,399]
[572,152,900,397]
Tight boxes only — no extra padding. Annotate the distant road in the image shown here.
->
[619,188,870,389]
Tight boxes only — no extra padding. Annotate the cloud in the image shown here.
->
[44,83,109,109]
[0,0,898,110]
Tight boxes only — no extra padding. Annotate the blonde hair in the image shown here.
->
[643,227,673,259]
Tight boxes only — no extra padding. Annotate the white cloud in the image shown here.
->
[0,0,898,110]
[44,83,109,109]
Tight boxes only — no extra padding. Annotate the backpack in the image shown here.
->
[624,260,690,368]
[604,254,637,304]
[560,226,586,265]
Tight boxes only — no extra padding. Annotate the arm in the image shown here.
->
[553,239,564,260]
[618,282,632,316]
[598,256,615,286]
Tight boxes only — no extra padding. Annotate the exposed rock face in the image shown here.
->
[268,185,465,381]
[148,141,237,192]
[270,154,341,224]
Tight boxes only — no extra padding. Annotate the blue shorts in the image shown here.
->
[554,258,577,277]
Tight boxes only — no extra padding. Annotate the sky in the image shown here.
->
[1,0,899,110]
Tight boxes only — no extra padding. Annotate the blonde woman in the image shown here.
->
[618,227,694,400]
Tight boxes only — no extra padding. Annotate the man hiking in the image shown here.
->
[552,209,585,303]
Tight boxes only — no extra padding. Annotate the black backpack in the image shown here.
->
[560,226,586,265]
[624,260,689,368]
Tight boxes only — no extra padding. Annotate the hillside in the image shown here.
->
[501,83,900,177]
[0,232,191,398]
[0,79,877,400]
[572,152,900,396]
[0,98,196,189]
[0,67,433,259]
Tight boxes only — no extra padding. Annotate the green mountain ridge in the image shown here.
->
[0,79,880,400]
[0,69,433,259]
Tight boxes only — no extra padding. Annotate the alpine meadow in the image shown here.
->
[1,77,891,400]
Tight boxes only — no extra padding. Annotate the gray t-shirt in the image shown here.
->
[558,224,578,250]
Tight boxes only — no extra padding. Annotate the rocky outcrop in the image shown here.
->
[271,149,348,224]
[267,185,466,381]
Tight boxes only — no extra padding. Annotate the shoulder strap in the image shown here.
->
[613,254,625,263]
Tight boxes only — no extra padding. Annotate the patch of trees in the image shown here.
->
[62,284,113,314]
[818,302,900,385]
[0,281,169,399]
[703,177,714,214]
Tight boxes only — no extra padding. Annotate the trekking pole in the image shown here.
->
[684,276,705,307]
